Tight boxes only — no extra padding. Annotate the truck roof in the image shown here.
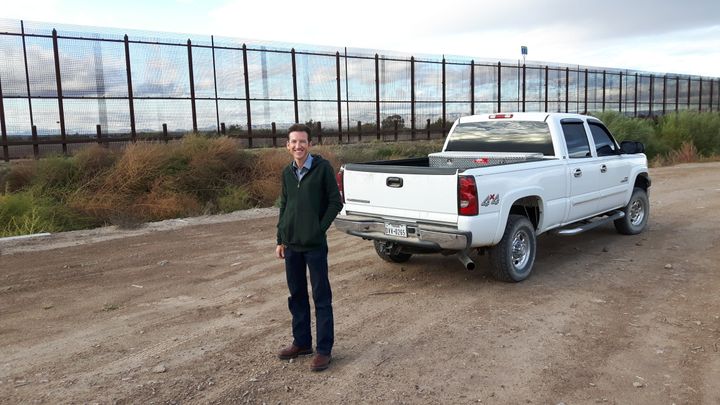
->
[457,112,593,124]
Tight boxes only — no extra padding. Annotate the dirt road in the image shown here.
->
[1,163,720,404]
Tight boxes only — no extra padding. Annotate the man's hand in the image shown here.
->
[275,244,285,259]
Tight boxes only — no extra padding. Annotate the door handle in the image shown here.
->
[600,164,607,173]
[386,177,403,188]
[573,168,582,178]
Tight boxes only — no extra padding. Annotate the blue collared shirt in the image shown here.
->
[292,154,313,182]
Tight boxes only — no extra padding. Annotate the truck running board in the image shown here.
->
[554,211,625,236]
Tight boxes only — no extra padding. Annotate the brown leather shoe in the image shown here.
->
[277,344,313,360]
[310,353,331,371]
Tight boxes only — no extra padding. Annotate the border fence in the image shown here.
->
[1,18,718,161]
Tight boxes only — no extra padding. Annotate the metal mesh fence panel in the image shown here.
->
[58,38,127,97]
[214,47,245,99]
[0,35,28,96]
[130,42,190,98]
[191,45,217,99]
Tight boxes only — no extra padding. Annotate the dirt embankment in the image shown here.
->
[1,163,720,404]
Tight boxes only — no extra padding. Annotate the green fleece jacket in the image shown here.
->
[276,154,343,251]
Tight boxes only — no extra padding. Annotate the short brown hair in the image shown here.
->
[287,123,312,141]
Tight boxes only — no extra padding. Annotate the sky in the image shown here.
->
[2,0,719,77]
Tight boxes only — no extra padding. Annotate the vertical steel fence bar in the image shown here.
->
[710,78,714,112]
[291,48,298,124]
[699,77,703,111]
[52,29,67,154]
[242,44,252,147]
[662,75,667,115]
[410,56,416,140]
[565,67,570,113]
[619,72,623,113]
[650,75,656,117]
[124,35,136,142]
[633,73,638,117]
[375,54,382,140]
[442,57,446,133]
[521,63,526,112]
[470,60,475,115]
[211,36,220,134]
[675,76,680,112]
[187,39,198,133]
[0,72,8,161]
[687,77,691,109]
[601,70,606,111]
[544,66,549,112]
[497,62,501,112]
[335,52,342,142]
[31,125,38,158]
[584,69,588,114]
[21,21,35,131]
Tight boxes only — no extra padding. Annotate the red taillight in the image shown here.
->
[458,175,478,216]
[336,169,345,203]
[489,113,513,119]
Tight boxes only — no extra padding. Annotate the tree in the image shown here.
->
[381,114,405,130]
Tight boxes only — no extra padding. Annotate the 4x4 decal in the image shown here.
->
[481,194,500,207]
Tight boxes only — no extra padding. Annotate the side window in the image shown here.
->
[561,122,591,158]
[589,123,618,157]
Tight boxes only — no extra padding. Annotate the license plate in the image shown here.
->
[384,223,407,237]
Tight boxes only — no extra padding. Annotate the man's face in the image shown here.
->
[287,131,311,162]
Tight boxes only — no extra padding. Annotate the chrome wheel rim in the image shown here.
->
[511,230,531,270]
[629,199,645,226]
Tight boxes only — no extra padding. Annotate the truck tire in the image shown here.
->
[489,215,536,282]
[374,240,412,263]
[614,187,649,235]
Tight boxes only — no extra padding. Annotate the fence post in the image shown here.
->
[187,39,198,133]
[675,76,680,112]
[649,75,654,117]
[699,77,703,112]
[32,125,39,159]
[242,44,253,148]
[619,72,623,113]
[565,67,570,113]
[124,34,136,142]
[497,62,501,112]
[442,56,446,135]
[162,123,168,143]
[601,70,606,112]
[393,119,398,142]
[21,21,35,133]
[687,77,691,109]
[710,78,714,112]
[375,54,380,140]
[662,75,667,115]
[410,56,416,140]
[51,29,67,155]
[211,35,220,134]
[272,122,277,147]
[584,69,589,114]
[317,121,322,144]
[521,63,526,112]
[470,60,475,115]
[544,66,549,112]
[96,124,102,145]
[220,122,226,135]
[357,120,362,142]
[336,52,342,142]
[0,71,8,162]
[633,73,638,117]
[291,48,299,124]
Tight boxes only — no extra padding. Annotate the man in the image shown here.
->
[275,123,343,372]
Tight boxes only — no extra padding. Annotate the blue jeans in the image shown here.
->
[284,246,334,356]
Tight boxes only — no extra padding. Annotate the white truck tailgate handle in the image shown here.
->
[386,177,403,188]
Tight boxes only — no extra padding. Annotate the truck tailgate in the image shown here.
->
[342,164,459,223]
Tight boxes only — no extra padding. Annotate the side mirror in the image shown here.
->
[620,141,645,154]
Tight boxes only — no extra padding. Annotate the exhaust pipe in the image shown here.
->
[457,251,475,271]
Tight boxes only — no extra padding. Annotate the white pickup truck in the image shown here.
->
[334,112,651,282]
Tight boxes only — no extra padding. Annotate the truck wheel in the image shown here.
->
[489,215,536,282]
[614,187,649,235]
[374,240,412,263]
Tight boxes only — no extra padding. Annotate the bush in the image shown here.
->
[217,185,254,212]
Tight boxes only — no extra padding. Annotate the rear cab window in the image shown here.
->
[560,120,592,158]
[588,121,620,157]
[445,121,555,156]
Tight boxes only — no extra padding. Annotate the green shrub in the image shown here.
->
[217,185,253,212]
[656,111,720,156]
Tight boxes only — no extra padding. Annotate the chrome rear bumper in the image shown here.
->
[334,215,470,251]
